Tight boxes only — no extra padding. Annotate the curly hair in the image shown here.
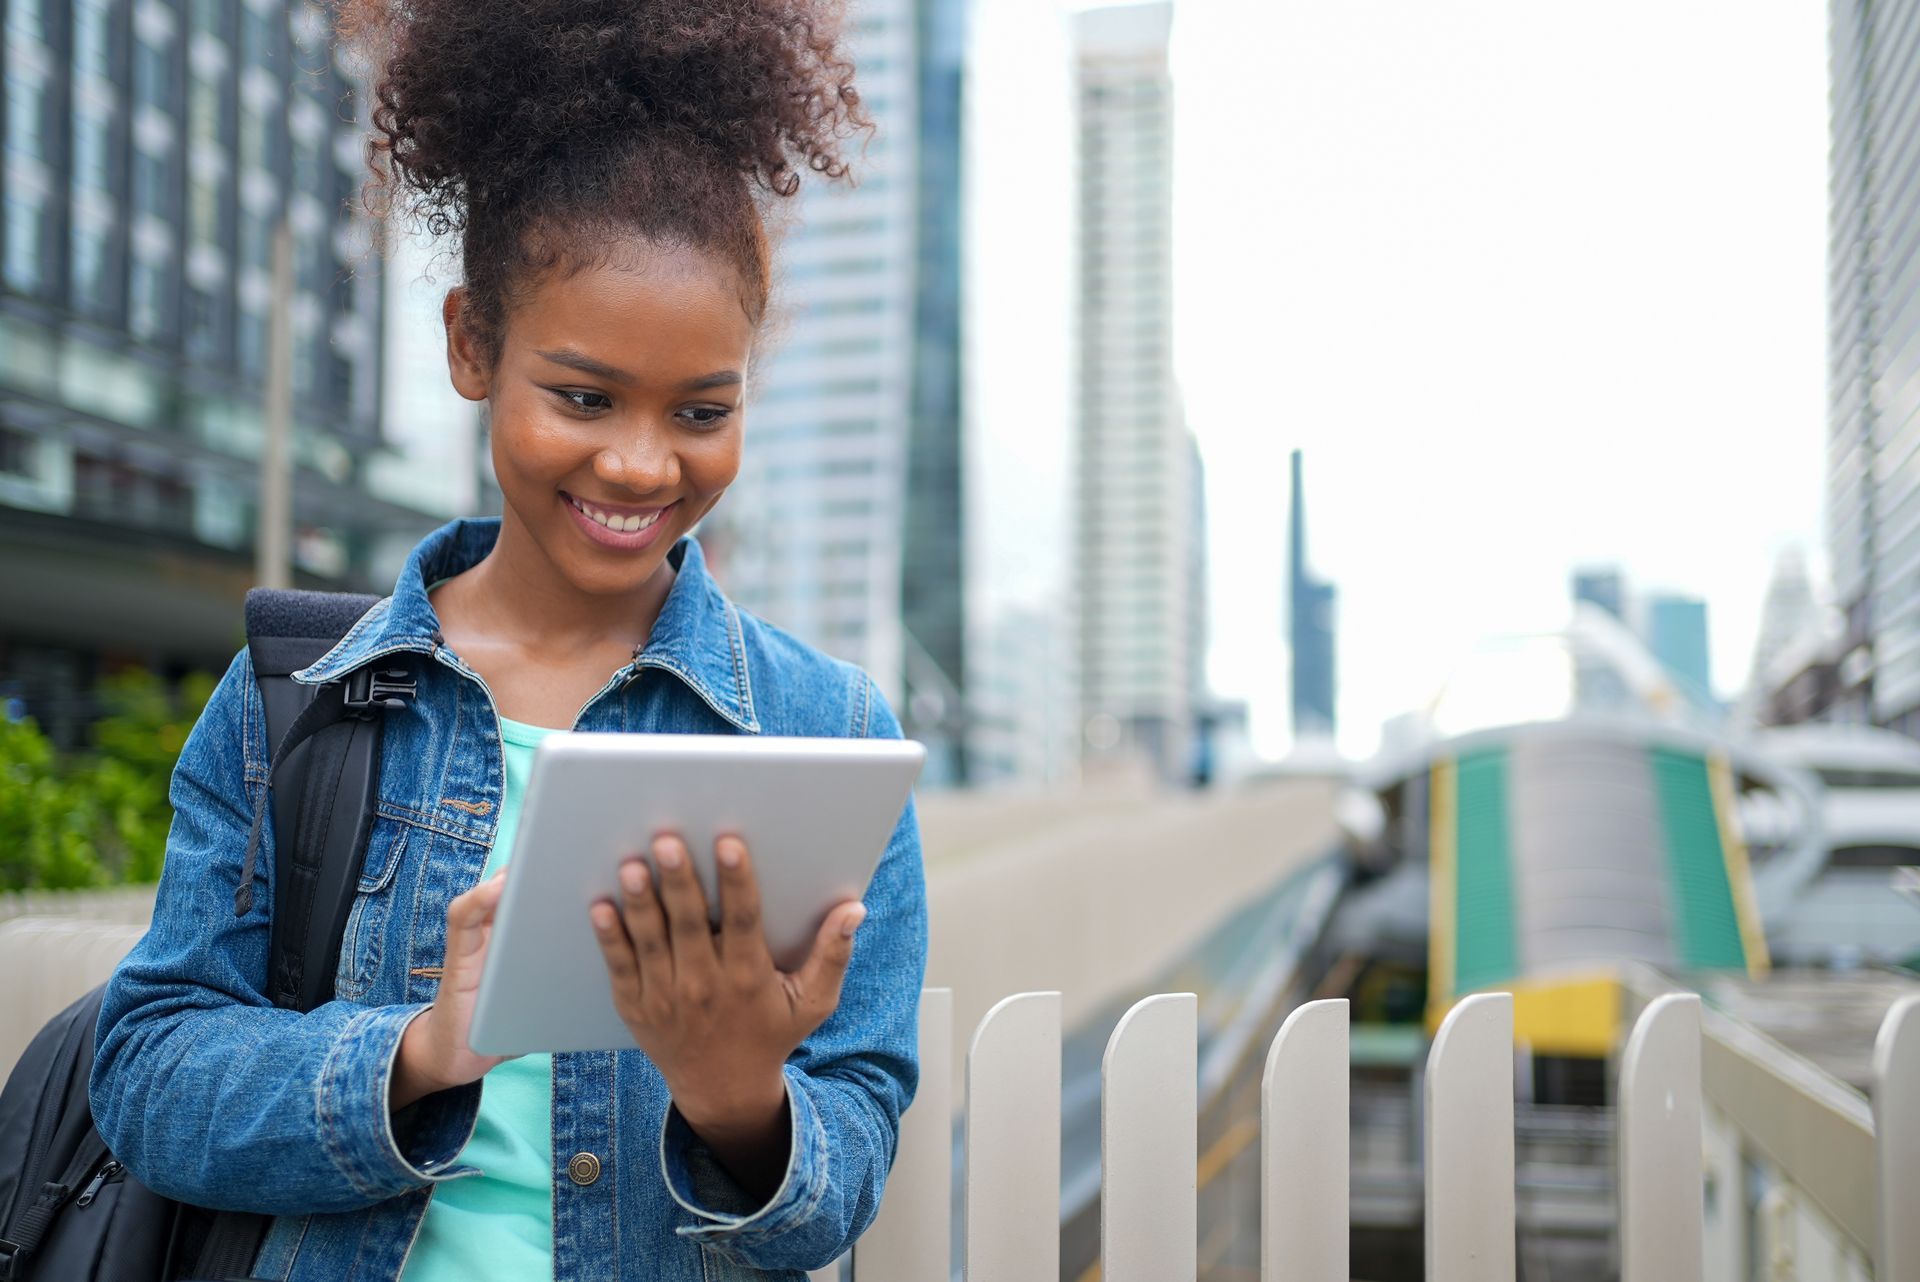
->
[339,0,871,361]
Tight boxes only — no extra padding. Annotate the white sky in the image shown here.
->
[968,1,1830,761]
[1177,1,1830,759]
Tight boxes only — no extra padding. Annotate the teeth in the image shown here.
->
[570,495,663,534]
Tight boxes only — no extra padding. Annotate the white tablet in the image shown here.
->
[469,733,925,1056]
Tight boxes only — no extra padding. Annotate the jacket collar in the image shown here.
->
[296,517,760,733]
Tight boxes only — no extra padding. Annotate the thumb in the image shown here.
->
[793,901,867,1013]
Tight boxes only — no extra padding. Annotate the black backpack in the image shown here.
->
[0,589,416,1282]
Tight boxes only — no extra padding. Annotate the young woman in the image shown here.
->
[87,2,927,1278]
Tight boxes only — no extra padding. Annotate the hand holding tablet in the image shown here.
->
[468,733,924,1057]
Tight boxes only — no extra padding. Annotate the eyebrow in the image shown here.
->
[534,348,741,393]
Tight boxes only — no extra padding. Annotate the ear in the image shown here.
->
[443,287,490,402]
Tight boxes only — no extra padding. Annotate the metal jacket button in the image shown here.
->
[567,1152,601,1186]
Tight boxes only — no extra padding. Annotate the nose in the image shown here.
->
[592,423,681,496]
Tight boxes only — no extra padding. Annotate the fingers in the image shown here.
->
[714,836,774,980]
[590,898,643,1010]
[617,858,673,997]
[445,870,506,966]
[790,899,867,1026]
[652,835,719,988]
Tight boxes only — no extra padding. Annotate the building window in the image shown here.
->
[133,149,174,219]
[4,191,46,294]
[5,0,46,43]
[74,0,115,80]
[239,208,271,270]
[0,427,35,477]
[73,111,114,194]
[192,0,230,38]
[6,75,48,163]
[189,76,227,149]
[135,37,177,113]
[71,223,113,315]
[130,256,177,339]
[242,5,280,64]
[237,304,266,378]
[188,174,225,249]
[185,285,229,362]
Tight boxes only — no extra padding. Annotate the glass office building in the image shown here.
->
[1,0,465,740]
[709,0,970,781]
[1829,0,1920,731]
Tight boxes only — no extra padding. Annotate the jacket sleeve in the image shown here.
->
[658,673,929,1270]
[88,648,482,1215]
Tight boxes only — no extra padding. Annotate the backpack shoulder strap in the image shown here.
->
[193,590,414,1279]
[242,588,412,1014]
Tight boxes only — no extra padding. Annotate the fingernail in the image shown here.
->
[657,841,684,871]
[716,840,741,869]
[591,901,617,929]
[841,904,868,938]
[620,860,647,894]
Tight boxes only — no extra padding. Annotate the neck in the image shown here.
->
[454,506,677,655]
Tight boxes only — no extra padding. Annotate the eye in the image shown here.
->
[550,388,612,413]
[676,405,735,430]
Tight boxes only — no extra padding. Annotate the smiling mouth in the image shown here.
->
[563,492,671,534]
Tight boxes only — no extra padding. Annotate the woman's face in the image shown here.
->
[447,242,755,597]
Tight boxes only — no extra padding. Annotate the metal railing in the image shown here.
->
[821,986,1920,1282]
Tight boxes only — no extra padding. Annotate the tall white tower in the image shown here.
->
[1072,1,1197,780]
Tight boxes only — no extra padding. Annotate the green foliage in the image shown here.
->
[0,669,215,892]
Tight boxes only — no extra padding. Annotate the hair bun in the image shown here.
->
[344,0,869,232]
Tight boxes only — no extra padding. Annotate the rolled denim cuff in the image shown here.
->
[316,1003,482,1199]
[661,1066,829,1254]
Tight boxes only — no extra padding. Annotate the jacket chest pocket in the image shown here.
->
[332,821,410,1001]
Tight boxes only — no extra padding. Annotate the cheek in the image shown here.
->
[684,428,744,493]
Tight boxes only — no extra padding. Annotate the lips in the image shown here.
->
[565,492,667,533]
[560,491,677,552]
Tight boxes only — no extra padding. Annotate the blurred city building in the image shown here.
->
[1287,448,1336,742]
[1071,0,1201,782]
[1570,567,1626,622]
[705,0,971,784]
[0,0,472,743]
[1644,593,1711,705]
[1827,0,1920,734]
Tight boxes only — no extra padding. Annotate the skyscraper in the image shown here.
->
[0,0,459,740]
[1646,594,1712,703]
[1072,1,1198,779]
[1829,0,1920,732]
[706,0,970,780]
[1288,449,1336,740]
[1572,568,1627,622]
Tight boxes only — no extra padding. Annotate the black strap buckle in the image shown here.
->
[0,1237,20,1282]
[341,667,415,717]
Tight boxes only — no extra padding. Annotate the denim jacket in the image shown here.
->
[88,518,927,1281]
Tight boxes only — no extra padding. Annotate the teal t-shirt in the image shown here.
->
[403,715,560,1281]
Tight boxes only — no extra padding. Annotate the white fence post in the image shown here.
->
[1619,993,1703,1282]
[1876,995,1920,1282]
[1261,998,1348,1282]
[1424,992,1515,1282]
[965,991,1062,1282]
[851,987,954,1281]
[1102,992,1197,1282]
